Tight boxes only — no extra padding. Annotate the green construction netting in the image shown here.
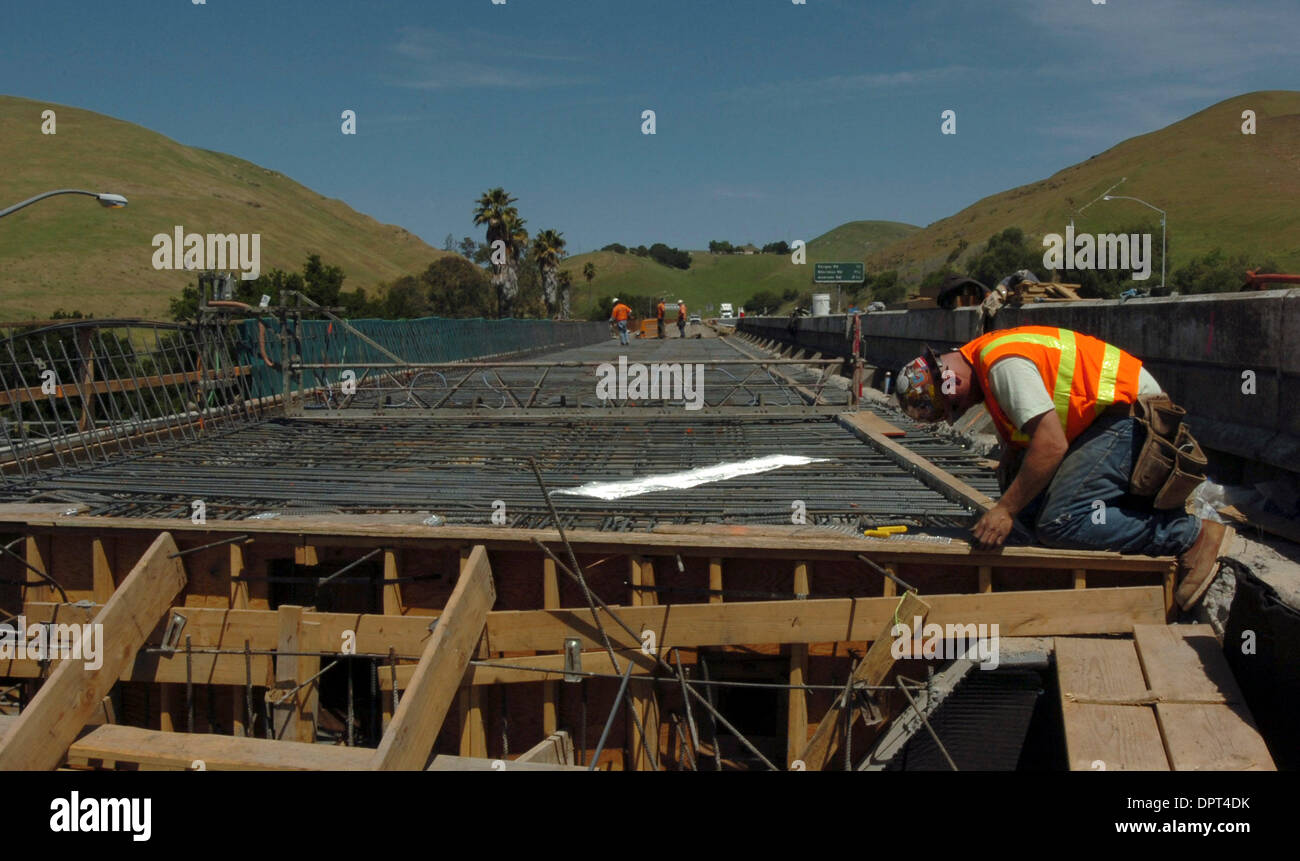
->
[234,317,608,399]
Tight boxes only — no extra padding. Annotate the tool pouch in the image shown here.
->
[1128,393,1207,508]
[1154,424,1208,510]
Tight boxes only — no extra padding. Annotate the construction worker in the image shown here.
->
[676,299,687,338]
[894,325,1231,609]
[609,297,632,346]
[656,298,666,339]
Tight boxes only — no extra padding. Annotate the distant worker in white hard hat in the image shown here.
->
[676,299,687,338]
[894,325,1230,610]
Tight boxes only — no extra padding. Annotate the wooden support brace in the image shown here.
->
[0,533,188,771]
[372,545,496,770]
[798,590,930,771]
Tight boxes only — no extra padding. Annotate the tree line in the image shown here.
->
[172,187,600,321]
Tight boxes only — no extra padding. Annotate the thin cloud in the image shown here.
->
[716,66,976,105]
[388,26,590,90]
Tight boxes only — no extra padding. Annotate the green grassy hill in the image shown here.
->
[0,95,454,320]
[869,91,1300,284]
[560,220,919,315]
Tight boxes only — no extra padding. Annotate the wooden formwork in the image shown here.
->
[0,509,1185,771]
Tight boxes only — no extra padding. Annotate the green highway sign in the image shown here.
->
[814,262,864,283]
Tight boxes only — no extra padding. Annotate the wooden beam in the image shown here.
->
[456,547,486,758]
[380,647,660,690]
[0,532,188,770]
[839,412,998,513]
[542,556,560,736]
[0,366,254,407]
[91,537,115,604]
[61,722,372,771]
[5,515,1178,571]
[229,541,249,609]
[798,591,929,770]
[371,545,496,770]
[978,565,993,594]
[20,586,1167,666]
[382,548,403,616]
[708,558,723,604]
[629,556,659,771]
[788,561,810,768]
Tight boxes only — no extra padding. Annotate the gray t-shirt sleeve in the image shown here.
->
[986,357,1054,431]
[988,358,1165,432]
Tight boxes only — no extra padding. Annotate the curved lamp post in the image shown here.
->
[1102,194,1166,291]
[0,189,128,219]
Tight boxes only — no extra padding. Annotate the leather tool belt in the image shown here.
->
[1128,394,1207,509]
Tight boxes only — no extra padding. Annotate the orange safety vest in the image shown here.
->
[657,302,665,319]
[959,325,1144,449]
[611,303,631,321]
[678,303,687,318]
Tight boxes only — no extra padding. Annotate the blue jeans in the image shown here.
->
[1017,415,1201,556]
[616,321,629,345]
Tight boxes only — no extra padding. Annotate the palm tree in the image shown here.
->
[472,188,526,318]
[582,262,596,315]
[557,271,574,320]
[531,229,567,317]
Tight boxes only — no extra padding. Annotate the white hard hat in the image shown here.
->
[612,297,619,303]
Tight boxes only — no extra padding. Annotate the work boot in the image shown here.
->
[1174,519,1237,610]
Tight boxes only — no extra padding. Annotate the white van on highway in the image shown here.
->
[719,302,734,320]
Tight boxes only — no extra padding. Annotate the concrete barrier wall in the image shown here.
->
[739,289,1300,473]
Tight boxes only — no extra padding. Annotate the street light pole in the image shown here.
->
[1102,194,1166,291]
[0,189,128,219]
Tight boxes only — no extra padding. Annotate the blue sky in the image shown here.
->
[4,0,1296,254]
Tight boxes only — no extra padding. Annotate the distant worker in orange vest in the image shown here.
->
[676,300,687,338]
[609,298,632,345]
[895,325,1230,609]
[656,299,666,339]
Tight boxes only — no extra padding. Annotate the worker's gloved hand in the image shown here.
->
[972,504,1015,549]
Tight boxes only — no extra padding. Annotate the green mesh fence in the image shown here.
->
[234,317,608,399]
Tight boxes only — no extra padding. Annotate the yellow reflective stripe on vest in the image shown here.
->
[979,329,1076,434]
[1094,342,1122,415]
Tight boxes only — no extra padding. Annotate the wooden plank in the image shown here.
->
[837,412,997,512]
[0,366,254,407]
[788,561,810,768]
[371,545,496,770]
[1072,568,1087,590]
[1055,637,1169,771]
[20,586,1166,662]
[516,730,575,765]
[978,565,992,594]
[61,723,372,771]
[1153,704,1275,771]
[6,516,1178,571]
[849,411,906,438]
[1132,624,1244,703]
[272,606,304,741]
[456,548,486,758]
[0,532,187,770]
[1133,624,1275,771]
[798,590,929,770]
